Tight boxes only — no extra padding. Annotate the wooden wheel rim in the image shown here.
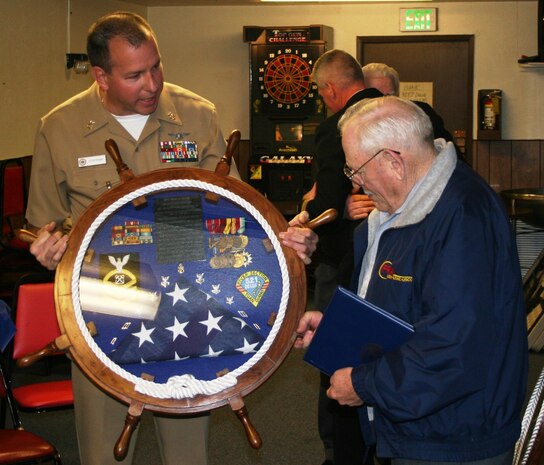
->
[55,167,306,414]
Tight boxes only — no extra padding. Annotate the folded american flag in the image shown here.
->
[108,276,264,364]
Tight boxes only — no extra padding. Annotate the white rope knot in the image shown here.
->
[138,373,239,400]
[168,373,197,390]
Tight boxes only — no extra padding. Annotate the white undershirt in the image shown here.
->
[113,114,150,141]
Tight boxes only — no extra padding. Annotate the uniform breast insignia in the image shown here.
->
[168,132,190,140]
[160,140,198,162]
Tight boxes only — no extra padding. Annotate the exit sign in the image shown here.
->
[400,8,437,32]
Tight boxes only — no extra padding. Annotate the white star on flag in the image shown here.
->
[201,345,224,357]
[166,283,189,305]
[235,338,260,354]
[165,317,189,340]
[199,310,223,335]
[133,323,155,347]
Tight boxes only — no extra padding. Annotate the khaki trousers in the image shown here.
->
[72,364,209,465]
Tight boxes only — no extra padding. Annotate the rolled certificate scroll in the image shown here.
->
[79,276,161,320]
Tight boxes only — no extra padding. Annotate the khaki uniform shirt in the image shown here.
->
[27,82,239,227]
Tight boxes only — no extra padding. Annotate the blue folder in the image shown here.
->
[303,286,415,375]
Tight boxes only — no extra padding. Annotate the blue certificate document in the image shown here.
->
[303,286,415,375]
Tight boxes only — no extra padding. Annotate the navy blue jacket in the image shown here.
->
[350,146,528,461]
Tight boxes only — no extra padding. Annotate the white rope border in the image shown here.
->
[71,179,290,400]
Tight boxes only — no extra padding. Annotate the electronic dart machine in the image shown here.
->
[243,25,333,215]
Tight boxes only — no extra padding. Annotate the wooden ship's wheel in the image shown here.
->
[18,130,335,459]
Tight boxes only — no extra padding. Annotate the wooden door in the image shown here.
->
[357,35,474,160]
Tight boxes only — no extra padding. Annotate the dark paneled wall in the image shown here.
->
[471,140,543,192]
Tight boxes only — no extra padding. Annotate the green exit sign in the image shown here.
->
[400,8,437,32]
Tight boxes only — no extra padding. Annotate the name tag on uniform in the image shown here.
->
[78,154,107,168]
[160,140,198,163]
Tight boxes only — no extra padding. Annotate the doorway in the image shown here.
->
[357,35,474,160]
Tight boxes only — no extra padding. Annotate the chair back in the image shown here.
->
[0,354,63,465]
[8,272,73,413]
[0,158,43,302]
[2,163,25,218]
[12,281,60,360]
[0,159,28,249]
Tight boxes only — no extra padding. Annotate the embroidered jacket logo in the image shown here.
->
[378,261,413,283]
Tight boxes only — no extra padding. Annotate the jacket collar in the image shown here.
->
[367,139,458,235]
[343,88,384,113]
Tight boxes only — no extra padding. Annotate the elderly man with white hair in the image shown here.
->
[296,96,527,465]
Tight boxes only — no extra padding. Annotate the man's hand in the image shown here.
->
[278,211,318,265]
[328,367,364,406]
[345,187,375,221]
[29,221,69,270]
[294,310,323,349]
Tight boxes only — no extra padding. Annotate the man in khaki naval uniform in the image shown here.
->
[26,11,238,465]
[29,76,239,228]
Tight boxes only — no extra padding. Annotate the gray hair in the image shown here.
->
[338,96,434,155]
[312,49,365,90]
[362,63,400,96]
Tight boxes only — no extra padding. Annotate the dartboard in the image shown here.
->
[263,54,312,104]
[252,45,322,113]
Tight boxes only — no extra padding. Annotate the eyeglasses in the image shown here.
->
[343,148,400,181]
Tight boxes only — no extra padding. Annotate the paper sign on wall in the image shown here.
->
[399,82,433,106]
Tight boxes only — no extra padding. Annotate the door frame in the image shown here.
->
[357,35,474,161]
